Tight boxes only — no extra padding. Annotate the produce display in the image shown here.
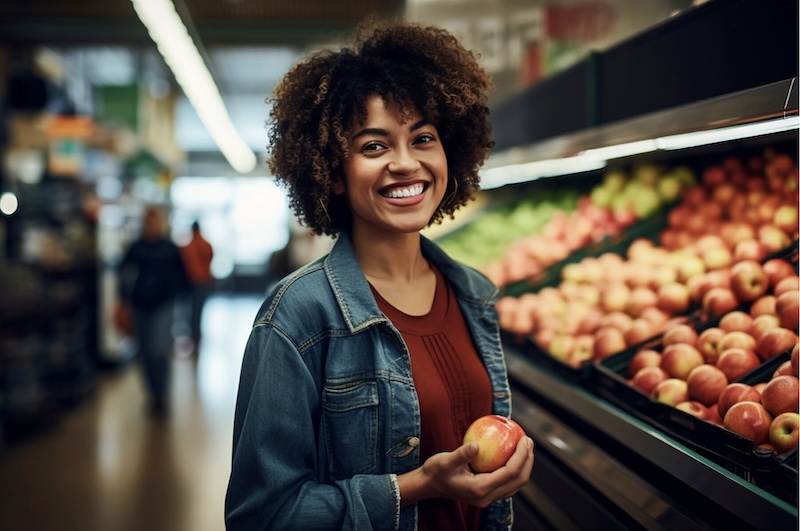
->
[496,150,799,371]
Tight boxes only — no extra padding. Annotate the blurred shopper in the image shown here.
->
[118,205,189,416]
[181,220,214,354]
[225,17,534,531]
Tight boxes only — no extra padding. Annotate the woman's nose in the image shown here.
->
[388,147,421,174]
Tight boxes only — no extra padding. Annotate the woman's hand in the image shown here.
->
[398,436,534,508]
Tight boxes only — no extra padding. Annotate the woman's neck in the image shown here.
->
[352,228,427,284]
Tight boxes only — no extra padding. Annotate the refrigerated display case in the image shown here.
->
[478,3,799,527]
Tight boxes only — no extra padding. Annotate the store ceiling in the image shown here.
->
[0,0,407,173]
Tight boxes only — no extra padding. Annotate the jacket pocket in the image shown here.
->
[322,380,379,479]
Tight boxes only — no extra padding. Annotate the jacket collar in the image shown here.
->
[324,232,498,333]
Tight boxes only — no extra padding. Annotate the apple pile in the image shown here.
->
[483,197,638,289]
[482,161,696,290]
[496,150,798,368]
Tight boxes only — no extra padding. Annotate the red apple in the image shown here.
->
[567,335,595,367]
[760,375,799,416]
[717,331,757,354]
[627,349,662,378]
[774,276,799,297]
[716,347,761,381]
[701,246,733,271]
[719,311,754,333]
[723,401,773,445]
[697,327,725,363]
[733,239,768,263]
[748,314,782,341]
[660,343,704,379]
[662,323,698,347]
[593,327,627,360]
[702,287,739,317]
[624,318,655,347]
[676,400,709,420]
[599,311,634,333]
[627,287,659,318]
[729,260,769,302]
[652,378,689,406]
[775,290,799,331]
[758,224,791,254]
[640,307,671,330]
[686,364,729,406]
[773,204,799,234]
[656,282,691,314]
[706,403,724,425]
[600,283,631,313]
[769,412,800,454]
[749,295,777,317]
[548,334,576,362]
[774,360,795,377]
[632,366,670,395]
[762,259,796,290]
[462,415,526,473]
[756,328,799,360]
[717,382,762,419]
[703,165,726,187]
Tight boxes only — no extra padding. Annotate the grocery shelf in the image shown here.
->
[486,77,798,171]
[505,344,798,531]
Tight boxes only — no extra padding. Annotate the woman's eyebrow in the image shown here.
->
[351,119,431,141]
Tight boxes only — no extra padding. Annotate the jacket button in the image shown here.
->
[408,436,420,447]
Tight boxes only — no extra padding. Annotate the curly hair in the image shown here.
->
[267,17,495,236]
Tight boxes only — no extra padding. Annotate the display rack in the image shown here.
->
[506,345,798,530]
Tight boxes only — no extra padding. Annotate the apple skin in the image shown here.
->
[657,282,691,313]
[632,366,669,395]
[463,415,526,473]
[717,383,762,419]
[756,328,799,361]
[702,287,740,317]
[733,239,768,263]
[748,314,781,342]
[717,331,757,354]
[775,290,799,332]
[773,204,799,234]
[697,327,725,364]
[686,364,729,406]
[662,324,698,347]
[749,295,777,318]
[773,360,795,378]
[660,344,705,380]
[762,259,797,290]
[769,412,800,454]
[729,260,769,302]
[774,276,800,297]
[716,347,762,382]
[719,311,754,333]
[760,375,799,417]
[652,378,689,406]
[627,349,662,378]
[706,403,724,425]
[675,400,709,420]
[723,401,773,446]
[593,327,627,360]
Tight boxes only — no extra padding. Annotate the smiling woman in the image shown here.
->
[225,16,534,531]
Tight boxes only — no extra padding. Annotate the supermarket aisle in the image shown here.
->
[0,293,264,531]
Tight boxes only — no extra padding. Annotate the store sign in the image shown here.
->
[47,115,93,177]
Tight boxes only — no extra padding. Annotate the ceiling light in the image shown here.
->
[655,115,800,150]
[131,0,257,174]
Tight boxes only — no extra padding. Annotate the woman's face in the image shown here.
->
[340,95,447,238]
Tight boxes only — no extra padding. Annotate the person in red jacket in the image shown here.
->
[181,220,214,354]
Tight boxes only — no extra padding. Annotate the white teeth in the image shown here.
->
[384,184,424,199]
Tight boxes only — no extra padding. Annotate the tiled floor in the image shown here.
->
[0,293,264,531]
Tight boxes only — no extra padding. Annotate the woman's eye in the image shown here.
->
[361,142,385,153]
[415,134,436,145]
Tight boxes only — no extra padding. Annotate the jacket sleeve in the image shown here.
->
[225,321,400,531]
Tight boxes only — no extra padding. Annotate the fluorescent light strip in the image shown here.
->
[482,116,799,190]
[131,0,257,174]
[480,156,606,190]
[656,115,800,150]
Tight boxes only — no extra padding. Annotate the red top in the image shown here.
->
[181,232,214,285]
[371,266,492,531]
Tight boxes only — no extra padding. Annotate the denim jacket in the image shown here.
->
[225,232,514,531]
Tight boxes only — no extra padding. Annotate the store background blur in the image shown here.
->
[1,0,794,530]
